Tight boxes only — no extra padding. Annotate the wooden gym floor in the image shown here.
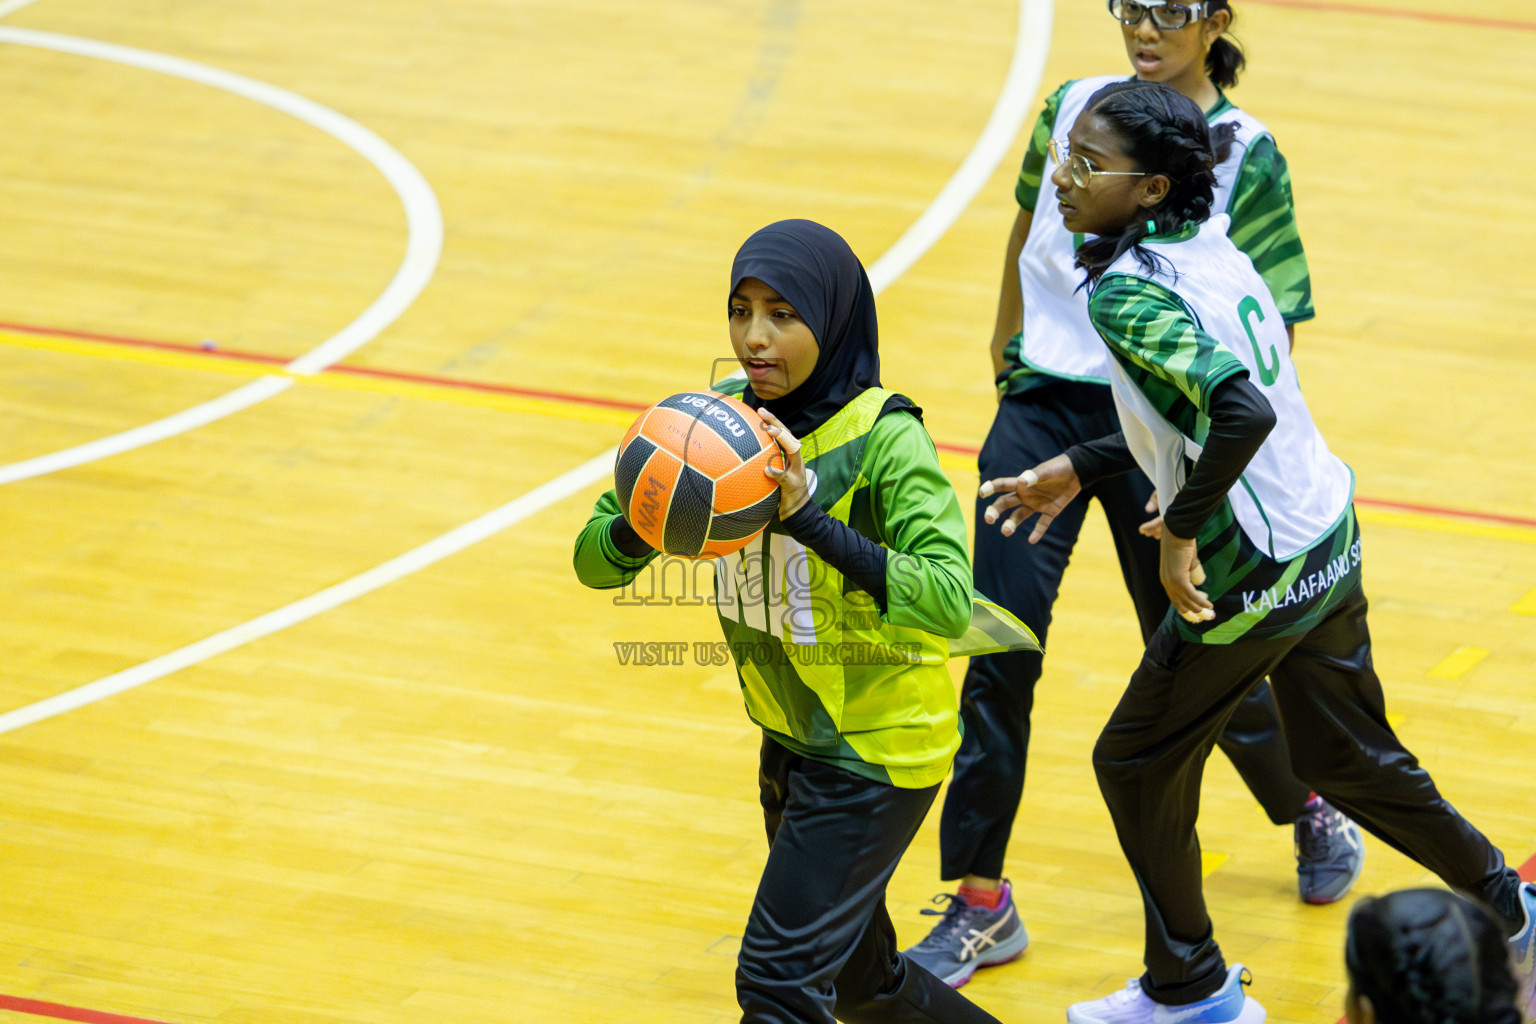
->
[0,1,1532,1023]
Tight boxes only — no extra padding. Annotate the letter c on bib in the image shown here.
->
[1238,295,1280,386]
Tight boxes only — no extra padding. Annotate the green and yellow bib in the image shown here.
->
[713,384,1037,787]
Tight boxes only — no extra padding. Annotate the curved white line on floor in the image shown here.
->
[0,0,1051,736]
[0,27,443,483]
[0,377,296,485]
[867,0,1052,292]
[0,449,619,736]
[0,0,42,17]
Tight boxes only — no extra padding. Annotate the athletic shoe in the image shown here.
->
[903,881,1028,988]
[1295,797,1364,904]
[1508,882,1536,1016]
[1067,978,1158,1024]
[1150,964,1266,1024]
[1067,964,1265,1024]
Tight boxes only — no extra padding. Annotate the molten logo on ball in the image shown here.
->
[614,391,783,559]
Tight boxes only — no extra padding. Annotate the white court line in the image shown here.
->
[0,450,619,736]
[0,27,443,484]
[867,0,1052,293]
[0,0,41,16]
[0,377,296,485]
[0,0,1052,736]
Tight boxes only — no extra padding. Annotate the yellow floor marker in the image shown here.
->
[1513,589,1536,615]
[1201,852,1229,877]
[1429,646,1489,679]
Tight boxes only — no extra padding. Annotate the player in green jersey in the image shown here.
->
[980,79,1536,1024]
[575,220,1037,1024]
[911,0,1352,991]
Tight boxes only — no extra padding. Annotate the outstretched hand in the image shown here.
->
[755,407,812,518]
[979,454,1080,544]
[1160,529,1215,623]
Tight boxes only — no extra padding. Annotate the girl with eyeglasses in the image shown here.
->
[980,77,1536,1024]
[906,0,1352,991]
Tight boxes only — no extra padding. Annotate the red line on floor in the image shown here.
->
[0,995,179,1024]
[7,318,1536,530]
[4,859,1530,1024]
[934,439,1536,529]
[0,319,648,414]
[1350,497,1536,529]
[1244,0,1536,32]
[0,320,291,367]
[332,361,649,411]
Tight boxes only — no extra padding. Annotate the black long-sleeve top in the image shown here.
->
[1064,374,1277,540]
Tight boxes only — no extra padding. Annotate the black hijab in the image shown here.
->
[729,219,915,438]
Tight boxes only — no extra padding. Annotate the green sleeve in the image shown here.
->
[1088,274,1248,416]
[1015,82,1070,213]
[572,489,661,590]
[864,412,973,639]
[1225,135,1315,324]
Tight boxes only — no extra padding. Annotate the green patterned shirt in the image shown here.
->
[1089,262,1359,644]
[1002,80,1314,396]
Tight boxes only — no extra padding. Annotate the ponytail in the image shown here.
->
[1074,219,1164,289]
[1205,1,1246,89]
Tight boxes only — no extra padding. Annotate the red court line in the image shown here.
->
[6,318,1536,531]
[1348,497,1536,530]
[933,440,1536,530]
[0,995,179,1024]
[1244,0,1536,32]
[0,320,648,414]
[4,857,1531,1024]
[334,361,649,411]
[0,320,291,367]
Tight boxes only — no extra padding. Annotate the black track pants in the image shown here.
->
[940,383,1310,880]
[738,737,1005,1024]
[1094,585,1525,1004]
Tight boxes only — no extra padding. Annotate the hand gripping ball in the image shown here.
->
[615,391,783,558]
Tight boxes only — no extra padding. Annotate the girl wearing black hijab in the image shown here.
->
[576,220,1026,1023]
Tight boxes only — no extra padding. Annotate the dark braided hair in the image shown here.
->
[1073,79,1238,287]
[1346,889,1523,1024]
[1204,0,1246,89]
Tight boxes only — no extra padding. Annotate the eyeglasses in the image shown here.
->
[1048,138,1149,189]
[1107,0,1207,29]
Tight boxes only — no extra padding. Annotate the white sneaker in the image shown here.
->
[1066,979,1157,1024]
[1151,965,1265,1024]
[1067,965,1266,1024]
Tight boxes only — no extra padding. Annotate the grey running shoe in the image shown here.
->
[903,880,1028,988]
[1295,797,1364,904]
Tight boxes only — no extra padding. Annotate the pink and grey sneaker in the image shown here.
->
[1295,796,1364,904]
[902,880,1028,988]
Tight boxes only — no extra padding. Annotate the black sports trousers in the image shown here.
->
[1098,580,1526,1004]
[940,381,1311,880]
[737,737,1003,1024]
